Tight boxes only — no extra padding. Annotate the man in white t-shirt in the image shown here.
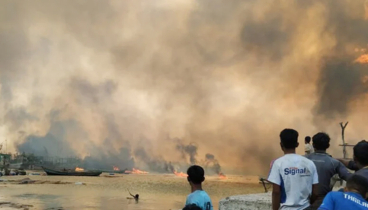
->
[305,136,314,155]
[268,129,319,210]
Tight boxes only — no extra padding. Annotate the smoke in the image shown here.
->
[176,142,198,165]
[1,0,368,174]
[205,153,223,175]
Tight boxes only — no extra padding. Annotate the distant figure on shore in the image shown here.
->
[338,140,368,180]
[268,128,318,210]
[127,189,139,203]
[183,204,202,210]
[318,174,368,210]
[305,136,314,155]
[185,165,213,210]
[305,132,351,209]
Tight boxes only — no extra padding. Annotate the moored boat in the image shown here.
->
[42,166,102,176]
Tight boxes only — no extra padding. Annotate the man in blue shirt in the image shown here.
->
[185,165,213,210]
[318,174,368,210]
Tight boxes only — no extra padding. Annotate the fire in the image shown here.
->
[218,172,227,179]
[75,167,84,172]
[354,54,368,63]
[125,168,149,174]
[113,166,120,171]
[174,170,187,177]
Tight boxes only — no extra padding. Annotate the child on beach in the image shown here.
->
[185,165,213,210]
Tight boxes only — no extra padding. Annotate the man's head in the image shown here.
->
[353,140,368,168]
[305,136,311,144]
[183,204,202,210]
[344,174,368,197]
[312,132,330,151]
[187,165,205,186]
[279,129,299,151]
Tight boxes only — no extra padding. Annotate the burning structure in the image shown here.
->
[1,0,368,175]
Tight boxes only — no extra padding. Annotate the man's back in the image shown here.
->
[186,190,213,210]
[268,154,318,210]
[355,168,368,181]
[305,152,351,197]
[318,192,368,210]
[305,144,314,154]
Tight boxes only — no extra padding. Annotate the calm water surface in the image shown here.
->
[0,173,264,210]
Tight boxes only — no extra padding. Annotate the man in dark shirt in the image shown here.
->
[305,132,351,209]
[338,140,368,180]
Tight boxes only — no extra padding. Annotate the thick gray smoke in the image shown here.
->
[1,0,368,174]
[176,142,198,165]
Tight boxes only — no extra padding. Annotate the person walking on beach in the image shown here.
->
[318,174,368,210]
[305,136,314,155]
[268,128,319,210]
[306,132,351,209]
[185,165,213,210]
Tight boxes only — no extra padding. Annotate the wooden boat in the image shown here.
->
[42,166,102,176]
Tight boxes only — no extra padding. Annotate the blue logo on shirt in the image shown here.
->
[284,167,309,175]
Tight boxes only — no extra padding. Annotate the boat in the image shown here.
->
[42,166,102,176]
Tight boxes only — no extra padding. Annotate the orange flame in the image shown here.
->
[125,168,149,174]
[354,54,368,63]
[113,166,120,171]
[174,170,187,177]
[75,167,84,172]
[219,172,227,179]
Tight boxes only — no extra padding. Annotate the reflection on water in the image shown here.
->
[0,174,263,210]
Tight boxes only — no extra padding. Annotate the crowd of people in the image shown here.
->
[182,129,368,210]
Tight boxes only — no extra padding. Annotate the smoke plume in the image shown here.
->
[1,0,368,174]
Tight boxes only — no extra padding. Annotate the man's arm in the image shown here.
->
[311,184,318,204]
[336,161,352,181]
[337,159,358,171]
[311,163,319,204]
[272,184,281,210]
[267,161,281,210]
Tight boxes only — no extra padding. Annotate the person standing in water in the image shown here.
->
[185,165,213,210]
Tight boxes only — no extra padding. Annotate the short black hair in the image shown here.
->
[187,165,205,184]
[346,174,368,196]
[354,140,368,166]
[305,136,311,143]
[312,132,330,150]
[183,204,202,210]
[280,129,299,149]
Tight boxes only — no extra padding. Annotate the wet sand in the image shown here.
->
[0,173,265,210]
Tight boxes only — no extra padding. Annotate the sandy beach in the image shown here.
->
[0,173,264,210]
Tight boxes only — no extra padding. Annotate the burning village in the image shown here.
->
[1,0,368,209]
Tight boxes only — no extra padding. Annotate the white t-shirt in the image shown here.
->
[267,154,318,210]
[305,144,314,154]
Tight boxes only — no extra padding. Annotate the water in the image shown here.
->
[0,173,264,210]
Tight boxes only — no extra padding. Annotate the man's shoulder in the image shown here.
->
[188,190,210,199]
[299,155,316,165]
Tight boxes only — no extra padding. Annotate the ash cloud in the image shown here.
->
[1,0,368,175]
[176,142,198,165]
[205,153,223,175]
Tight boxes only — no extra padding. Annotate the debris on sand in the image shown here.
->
[0,202,33,210]
[19,178,36,184]
[2,178,78,185]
